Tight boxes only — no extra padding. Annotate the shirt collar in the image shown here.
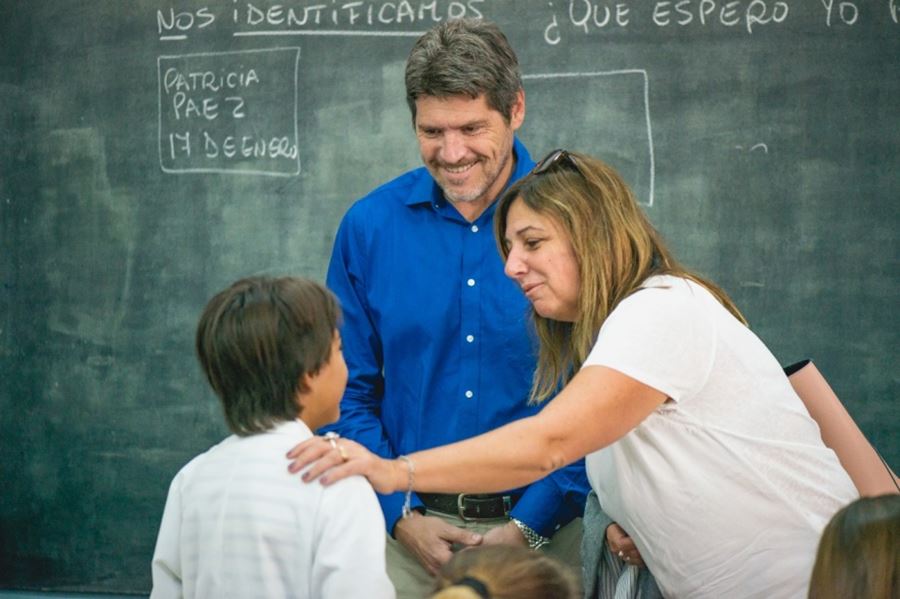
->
[405,136,533,208]
[269,418,314,437]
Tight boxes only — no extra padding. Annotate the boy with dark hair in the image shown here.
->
[151,276,394,599]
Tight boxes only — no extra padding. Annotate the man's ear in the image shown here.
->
[509,88,526,131]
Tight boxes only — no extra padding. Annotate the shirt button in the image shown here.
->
[465,390,474,399]
[471,225,479,233]
[466,334,474,343]
[467,278,475,287]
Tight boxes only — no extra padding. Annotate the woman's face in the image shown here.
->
[503,197,581,322]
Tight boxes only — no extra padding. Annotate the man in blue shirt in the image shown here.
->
[325,18,590,597]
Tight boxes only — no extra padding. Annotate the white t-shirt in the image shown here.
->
[583,275,857,599]
[150,419,395,599]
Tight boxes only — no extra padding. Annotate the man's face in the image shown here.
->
[415,92,525,211]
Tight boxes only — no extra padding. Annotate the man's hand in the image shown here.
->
[480,521,527,547]
[606,522,646,568]
[394,512,483,576]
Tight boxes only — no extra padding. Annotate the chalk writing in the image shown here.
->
[234,0,483,27]
[154,0,897,42]
[821,0,858,27]
[162,67,260,93]
[569,1,632,32]
[735,143,770,153]
[157,7,215,35]
[651,0,790,33]
[156,1,486,39]
[539,0,895,44]
[157,48,300,176]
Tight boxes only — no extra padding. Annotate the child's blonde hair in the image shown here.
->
[431,545,579,599]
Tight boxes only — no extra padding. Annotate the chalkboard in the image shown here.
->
[1,0,897,593]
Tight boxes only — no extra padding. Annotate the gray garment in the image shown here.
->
[582,491,663,599]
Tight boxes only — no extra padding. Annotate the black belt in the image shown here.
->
[419,493,519,521]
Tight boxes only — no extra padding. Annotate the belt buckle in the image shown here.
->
[457,493,473,521]
[457,493,512,521]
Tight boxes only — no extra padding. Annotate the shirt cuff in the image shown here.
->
[379,491,425,537]
[509,459,590,537]
[510,480,574,538]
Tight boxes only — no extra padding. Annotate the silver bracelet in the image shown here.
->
[511,518,551,550]
[398,455,415,519]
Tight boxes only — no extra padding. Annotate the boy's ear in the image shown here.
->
[300,366,321,391]
[295,374,313,410]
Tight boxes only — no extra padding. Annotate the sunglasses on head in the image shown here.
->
[530,148,583,177]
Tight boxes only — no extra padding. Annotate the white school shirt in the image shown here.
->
[150,419,395,599]
[583,275,857,599]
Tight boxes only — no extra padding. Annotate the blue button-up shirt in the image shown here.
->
[325,138,589,536]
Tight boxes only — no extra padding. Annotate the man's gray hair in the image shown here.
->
[405,18,523,124]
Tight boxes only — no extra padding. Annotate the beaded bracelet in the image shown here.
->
[397,455,415,519]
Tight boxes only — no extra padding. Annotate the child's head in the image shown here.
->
[809,494,900,599]
[431,545,580,599]
[195,276,344,435]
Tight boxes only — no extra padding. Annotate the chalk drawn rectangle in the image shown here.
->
[522,70,655,207]
[158,47,301,177]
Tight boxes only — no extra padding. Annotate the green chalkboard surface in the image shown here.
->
[1,0,897,593]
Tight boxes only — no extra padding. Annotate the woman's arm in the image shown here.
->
[288,365,666,494]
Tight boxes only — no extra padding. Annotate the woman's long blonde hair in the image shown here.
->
[495,151,746,404]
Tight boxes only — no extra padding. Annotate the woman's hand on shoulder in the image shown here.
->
[286,435,403,494]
